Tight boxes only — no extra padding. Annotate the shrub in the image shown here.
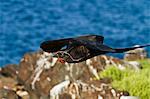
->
[112,69,150,99]
[99,59,150,99]
[99,66,135,81]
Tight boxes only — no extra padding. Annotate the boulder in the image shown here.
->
[124,47,148,61]
[1,51,137,98]
[0,89,20,99]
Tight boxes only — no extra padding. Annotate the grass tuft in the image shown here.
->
[99,59,150,99]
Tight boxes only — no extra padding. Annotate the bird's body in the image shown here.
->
[40,35,150,63]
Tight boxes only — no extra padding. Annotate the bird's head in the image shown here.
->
[53,51,65,58]
[52,51,70,63]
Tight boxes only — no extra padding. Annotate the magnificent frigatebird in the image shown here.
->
[40,35,150,63]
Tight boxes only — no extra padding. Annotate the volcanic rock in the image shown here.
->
[1,50,142,99]
[124,47,148,61]
[0,89,20,99]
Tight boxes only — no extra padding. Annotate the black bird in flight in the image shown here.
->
[40,35,150,63]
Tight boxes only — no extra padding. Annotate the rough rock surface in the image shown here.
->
[0,50,143,99]
[124,47,148,61]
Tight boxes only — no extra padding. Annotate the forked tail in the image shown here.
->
[114,44,150,53]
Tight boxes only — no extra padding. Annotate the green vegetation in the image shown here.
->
[99,59,150,99]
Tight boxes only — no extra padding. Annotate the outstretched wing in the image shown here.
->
[40,38,72,52]
[72,38,115,52]
[40,35,104,52]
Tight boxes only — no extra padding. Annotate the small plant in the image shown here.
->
[99,59,150,99]
[99,66,135,81]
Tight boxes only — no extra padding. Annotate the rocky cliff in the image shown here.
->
[0,48,148,99]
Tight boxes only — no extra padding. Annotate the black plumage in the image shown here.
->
[40,35,150,63]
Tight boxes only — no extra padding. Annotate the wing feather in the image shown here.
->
[40,38,72,52]
[40,35,105,52]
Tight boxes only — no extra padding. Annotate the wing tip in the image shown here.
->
[40,41,47,49]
